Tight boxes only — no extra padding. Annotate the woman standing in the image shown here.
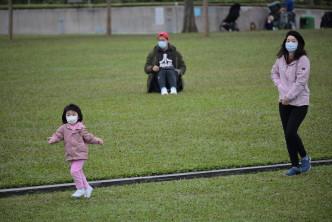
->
[271,31,311,176]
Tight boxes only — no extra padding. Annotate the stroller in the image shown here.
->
[219,3,241,31]
[321,12,332,29]
[265,1,295,30]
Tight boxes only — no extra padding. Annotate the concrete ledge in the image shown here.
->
[1,159,331,198]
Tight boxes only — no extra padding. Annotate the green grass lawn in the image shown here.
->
[1,165,331,221]
[0,30,331,189]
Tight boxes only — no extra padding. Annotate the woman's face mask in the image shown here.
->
[158,41,167,49]
[285,42,298,53]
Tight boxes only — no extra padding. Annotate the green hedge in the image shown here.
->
[1,0,331,6]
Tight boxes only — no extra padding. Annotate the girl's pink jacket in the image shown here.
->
[48,123,100,161]
[271,55,310,106]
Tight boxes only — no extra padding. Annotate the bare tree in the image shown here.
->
[106,0,111,37]
[203,0,209,37]
[182,0,197,33]
[8,0,13,40]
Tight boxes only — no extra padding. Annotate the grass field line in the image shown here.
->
[1,159,331,198]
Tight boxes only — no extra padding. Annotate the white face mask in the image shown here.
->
[66,116,78,124]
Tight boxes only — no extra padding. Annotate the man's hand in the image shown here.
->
[152,66,160,72]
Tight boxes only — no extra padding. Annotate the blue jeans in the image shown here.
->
[157,69,177,89]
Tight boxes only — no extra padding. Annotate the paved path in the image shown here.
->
[1,159,331,198]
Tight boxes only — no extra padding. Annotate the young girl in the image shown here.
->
[47,104,103,198]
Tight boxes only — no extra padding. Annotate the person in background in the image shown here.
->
[144,32,186,95]
[279,0,295,12]
[265,15,275,30]
[278,0,296,29]
[271,31,311,176]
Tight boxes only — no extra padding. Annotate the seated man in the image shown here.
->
[144,32,186,95]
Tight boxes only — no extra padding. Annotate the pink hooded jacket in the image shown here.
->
[48,122,100,161]
[271,55,310,106]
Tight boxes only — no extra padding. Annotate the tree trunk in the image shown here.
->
[203,0,209,37]
[182,0,198,33]
[106,0,111,37]
[8,0,13,40]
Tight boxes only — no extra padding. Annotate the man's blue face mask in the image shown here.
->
[158,41,167,49]
[285,42,298,53]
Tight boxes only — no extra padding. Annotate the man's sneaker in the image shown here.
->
[161,87,168,95]
[284,167,302,176]
[72,189,85,197]
[170,87,177,95]
[301,155,311,173]
[84,186,93,198]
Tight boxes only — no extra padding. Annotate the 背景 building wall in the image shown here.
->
[0,6,327,35]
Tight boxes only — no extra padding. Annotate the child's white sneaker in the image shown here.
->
[72,188,85,197]
[161,87,168,95]
[170,87,177,95]
[84,186,93,198]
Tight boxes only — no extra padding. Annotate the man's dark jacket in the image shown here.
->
[144,44,186,93]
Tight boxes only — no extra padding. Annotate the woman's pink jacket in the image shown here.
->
[48,123,100,161]
[271,55,310,106]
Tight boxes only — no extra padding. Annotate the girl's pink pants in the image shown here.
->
[69,160,89,189]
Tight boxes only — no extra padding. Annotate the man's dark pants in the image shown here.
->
[157,69,177,89]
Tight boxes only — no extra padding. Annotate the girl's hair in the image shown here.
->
[62,104,83,124]
[277,31,307,61]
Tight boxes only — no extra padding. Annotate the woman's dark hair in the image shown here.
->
[277,31,307,61]
[62,104,83,124]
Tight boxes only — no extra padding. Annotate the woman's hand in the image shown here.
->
[152,66,160,72]
[98,140,104,145]
[281,98,289,105]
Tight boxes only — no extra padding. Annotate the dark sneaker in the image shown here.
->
[301,155,311,173]
[284,167,301,176]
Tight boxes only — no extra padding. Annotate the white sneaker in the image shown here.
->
[72,188,85,197]
[84,186,93,198]
[170,87,177,95]
[161,87,168,95]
